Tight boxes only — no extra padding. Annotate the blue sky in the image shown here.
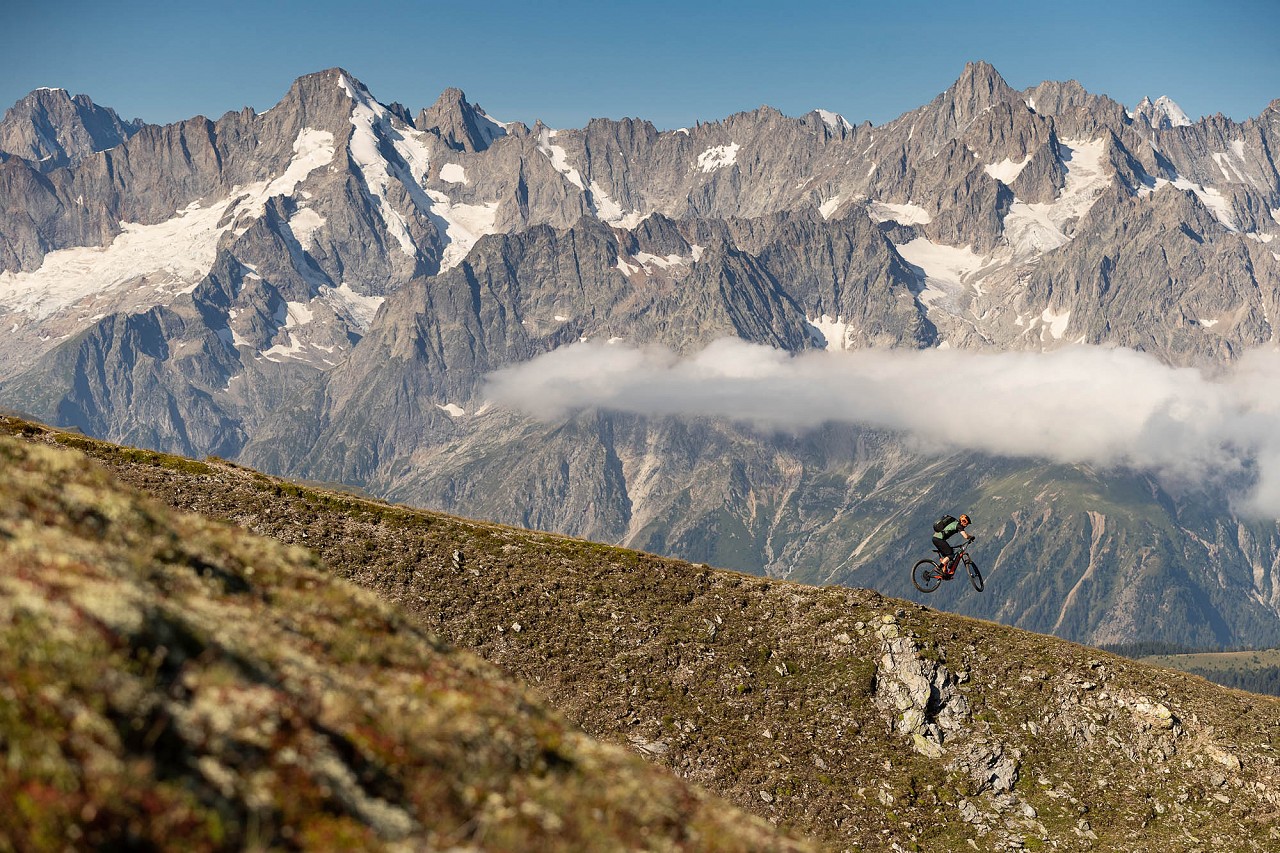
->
[4,0,1277,130]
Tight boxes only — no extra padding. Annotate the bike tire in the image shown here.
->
[912,559,942,593]
[966,558,984,592]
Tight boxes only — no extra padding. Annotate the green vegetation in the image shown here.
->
[1126,646,1280,697]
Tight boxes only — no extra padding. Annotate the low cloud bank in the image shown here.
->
[483,339,1280,517]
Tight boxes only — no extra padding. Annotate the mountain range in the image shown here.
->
[2,62,1279,650]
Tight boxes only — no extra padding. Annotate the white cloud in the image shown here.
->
[484,339,1280,516]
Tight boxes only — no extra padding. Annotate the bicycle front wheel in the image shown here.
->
[912,559,942,593]
[966,558,984,592]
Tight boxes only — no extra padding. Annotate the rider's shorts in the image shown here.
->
[932,536,954,559]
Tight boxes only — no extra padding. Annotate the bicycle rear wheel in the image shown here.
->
[912,559,942,593]
[966,558,984,592]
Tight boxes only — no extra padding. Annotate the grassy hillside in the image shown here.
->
[5,415,1280,852]
[1140,649,1280,697]
[0,429,811,851]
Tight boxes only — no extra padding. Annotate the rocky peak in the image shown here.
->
[417,87,507,153]
[0,87,145,169]
[1132,95,1193,129]
[942,60,1020,120]
[883,61,1023,159]
[273,67,371,133]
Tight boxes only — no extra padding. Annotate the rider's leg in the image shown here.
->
[935,538,953,575]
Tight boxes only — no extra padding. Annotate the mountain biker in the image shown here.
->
[933,513,974,577]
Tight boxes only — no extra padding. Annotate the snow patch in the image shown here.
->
[587,180,645,227]
[808,314,852,351]
[437,403,466,417]
[897,237,987,307]
[1040,308,1070,340]
[1003,201,1071,256]
[428,193,501,270]
[696,143,740,173]
[819,196,842,219]
[339,74,503,267]
[282,300,313,328]
[984,154,1032,185]
[287,207,326,250]
[868,201,931,225]
[1143,174,1238,231]
[1053,139,1111,221]
[439,163,468,184]
[634,252,686,270]
[1132,95,1192,127]
[340,75,438,257]
[1211,151,1250,184]
[1153,95,1191,127]
[472,111,509,147]
[536,128,585,189]
[815,109,853,132]
[320,282,384,332]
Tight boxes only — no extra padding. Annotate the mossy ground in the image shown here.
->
[0,423,814,852]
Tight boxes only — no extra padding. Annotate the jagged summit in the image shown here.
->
[271,66,372,126]
[1132,94,1194,128]
[417,86,507,152]
[0,86,144,168]
[879,60,1024,149]
[943,60,1020,113]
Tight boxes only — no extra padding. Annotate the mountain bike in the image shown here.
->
[912,539,983,593]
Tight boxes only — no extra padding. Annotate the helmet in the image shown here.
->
[959,514,971,525]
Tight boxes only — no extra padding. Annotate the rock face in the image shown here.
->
[0,87,145,169]
[416,87,507,152]
[2,64,1280,649]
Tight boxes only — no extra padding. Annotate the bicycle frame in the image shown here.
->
[912,539,983,593]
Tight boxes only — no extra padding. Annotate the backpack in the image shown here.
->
[933,514,957,534]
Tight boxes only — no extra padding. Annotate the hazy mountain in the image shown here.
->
[2,63,1279,650]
